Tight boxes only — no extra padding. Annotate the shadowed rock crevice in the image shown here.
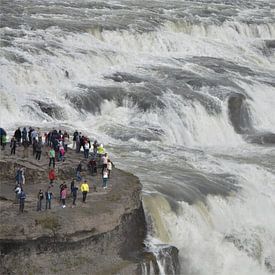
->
[228,93,275,145]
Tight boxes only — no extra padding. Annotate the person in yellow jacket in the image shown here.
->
[80,180,89,203]
[97,144,105,156]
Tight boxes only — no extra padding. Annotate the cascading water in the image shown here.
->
[1,0,275,274]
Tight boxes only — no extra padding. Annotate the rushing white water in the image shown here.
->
[1,0,275,274]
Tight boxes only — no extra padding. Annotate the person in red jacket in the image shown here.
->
[48,169,56,186]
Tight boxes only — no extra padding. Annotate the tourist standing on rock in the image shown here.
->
[61,185,67,208]
[76,161,82,181]
[22,139,29,158]
[88,158,97,176]
[84,140,90,159]
[22,127,27,142]
[75,132,81,153]
[37,189,44,211]
[28,127,33,144]
[31,128,38,144]
[97,144,105,157]
[48,169,56,186]
[35,140,42,160]
[80,180,89,203]
[45,188,53,210]
[101,153,108,175]
[70,179,75,194]
[102,168,109,189]
[10,137,17,155]
[16,168,25,188]
[59,183,64,202]
[1,135,7,150]
[32,138,37,156]
[19,189,26,213]
[107,159,114,178]
[63,131,69,152]
[14,127,21,144]
[14,184,21,202]
[49,147,55,168]
[93,140,98,158]
[73,130,78,149]
[0,127,7,150]
[58,142,65,162]
[72,185,78,207]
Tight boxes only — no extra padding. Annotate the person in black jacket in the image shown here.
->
[37,189,44,211]
[35,140,42,160]
[71,186,78,207]
[10,137,17,155]
[14,128,21,144]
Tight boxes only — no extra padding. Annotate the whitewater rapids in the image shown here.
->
[1,0,275,274]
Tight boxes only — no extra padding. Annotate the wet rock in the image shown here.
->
[225,233,262,262]
[265,257,275,273]
[245,132,275,145]
[137,245,180,275]
[34,100,65,120]
[228,93,253,134]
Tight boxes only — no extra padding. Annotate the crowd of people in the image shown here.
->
[0,126,114,213]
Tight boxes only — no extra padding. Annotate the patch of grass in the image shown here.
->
[36,216,61,235]
[63,255,90,268]
[106,193,121,202]
[50,266,60,273]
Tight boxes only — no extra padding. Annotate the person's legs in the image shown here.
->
[73,196,76,205]
[76,171,81,181]
[19,200,24,213]
[37,200,41,211]
[102,178,107,188]
[82,191,87,202]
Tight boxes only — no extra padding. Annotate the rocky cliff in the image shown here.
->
[0,146,147,275]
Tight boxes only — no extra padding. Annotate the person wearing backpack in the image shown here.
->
[35,140,42,160]
[37,189,44,211]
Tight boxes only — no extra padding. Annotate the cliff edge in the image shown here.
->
[0,147,146,275]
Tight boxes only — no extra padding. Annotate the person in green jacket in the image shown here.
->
[48,147,55,168]
[1,135,7,150]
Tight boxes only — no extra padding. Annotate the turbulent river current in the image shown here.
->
[1,0,275,274]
